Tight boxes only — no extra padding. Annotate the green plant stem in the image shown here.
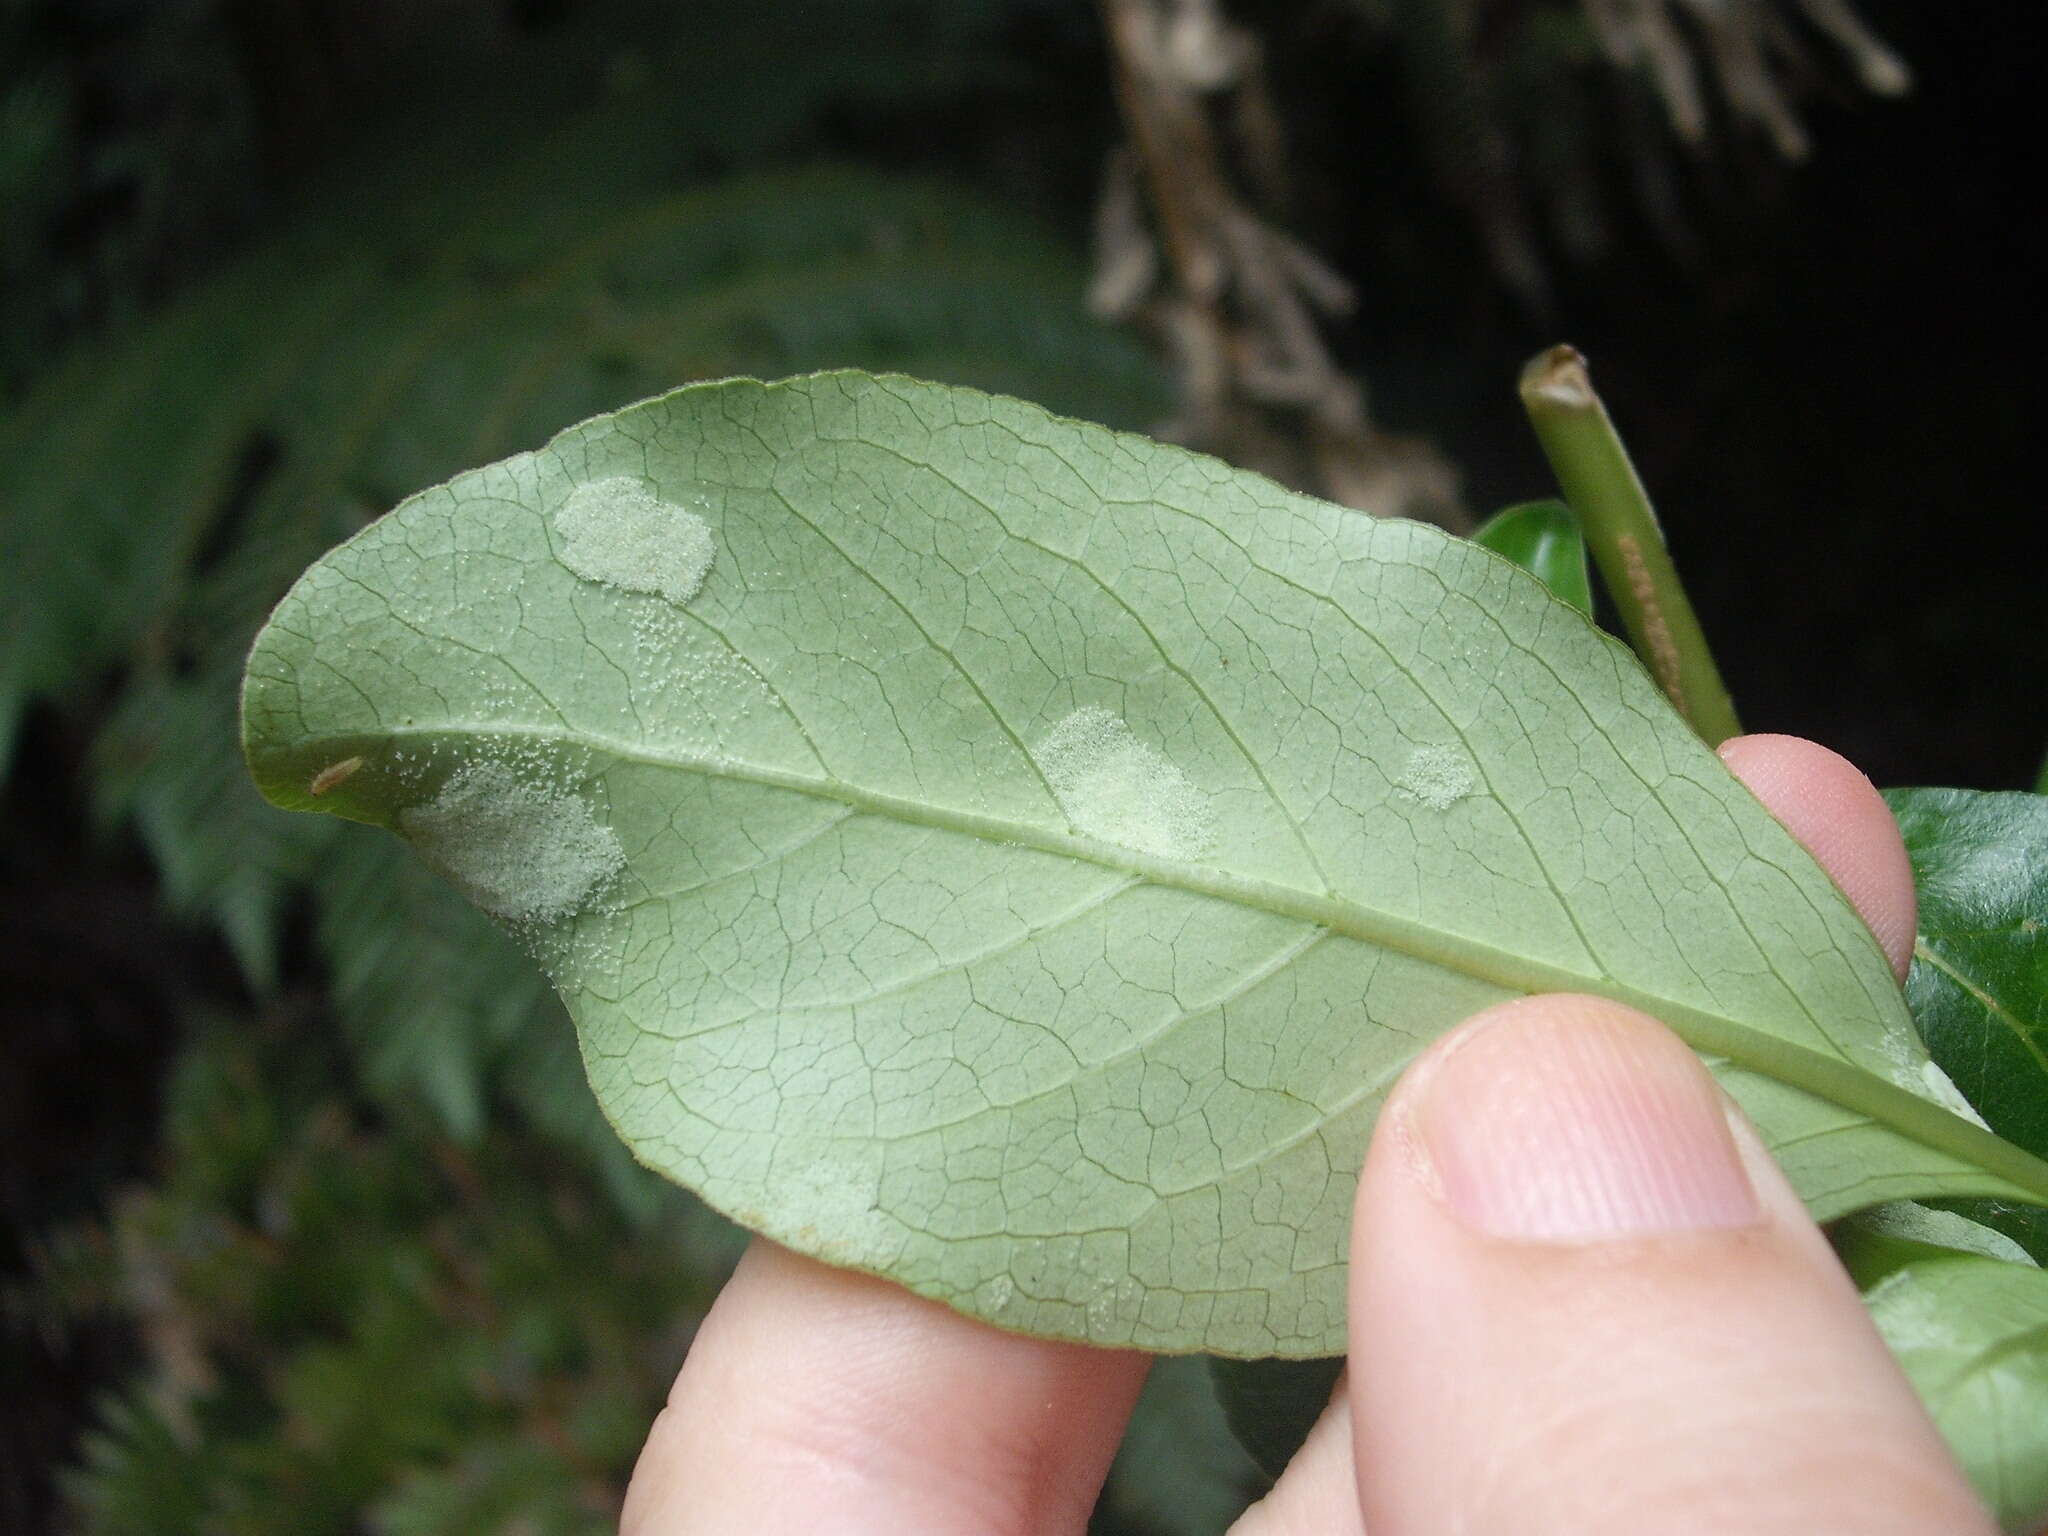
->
[1518,345,1742,746]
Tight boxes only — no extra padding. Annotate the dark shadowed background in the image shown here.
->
[3,2,2041,1531]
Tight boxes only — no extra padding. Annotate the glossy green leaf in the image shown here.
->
[1863,1255,2048,1532]
[242,372,2048,1355]
[1885,789,2048,1160]
[1470,498,1592,616]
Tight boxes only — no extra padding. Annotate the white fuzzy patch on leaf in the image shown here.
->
[1036,706,1213,860]
[401,762,624,925]
[1397,745,1474,810]
[554,476,715,604]
[1919,1059,1992,1130]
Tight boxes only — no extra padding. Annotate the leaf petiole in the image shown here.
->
[1518,345,1742,747]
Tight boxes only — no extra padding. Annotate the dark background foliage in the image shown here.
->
[3,1,2041,1531]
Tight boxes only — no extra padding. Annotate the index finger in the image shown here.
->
[1717,733,1917,979]
[622,1240,1148,1535]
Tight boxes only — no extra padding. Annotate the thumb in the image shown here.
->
[1348,994,1994,1535]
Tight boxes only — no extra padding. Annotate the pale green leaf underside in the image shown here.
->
[242,372,2048,1355]
[1865,1256,2048,1532]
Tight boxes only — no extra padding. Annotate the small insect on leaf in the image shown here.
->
[307,756,364,796]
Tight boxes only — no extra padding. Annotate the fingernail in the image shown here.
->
[1410,1000,1762,1242]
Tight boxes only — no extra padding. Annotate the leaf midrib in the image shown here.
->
[333,718,2048,1204]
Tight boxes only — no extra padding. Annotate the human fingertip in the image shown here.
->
[1717,733,1916,980]
[1347,994,1995,1536]
[1400,995,1759,1242]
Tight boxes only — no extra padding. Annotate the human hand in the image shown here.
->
[621,734,1995,1534]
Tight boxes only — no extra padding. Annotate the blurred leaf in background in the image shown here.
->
[37,1013,743,1536]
